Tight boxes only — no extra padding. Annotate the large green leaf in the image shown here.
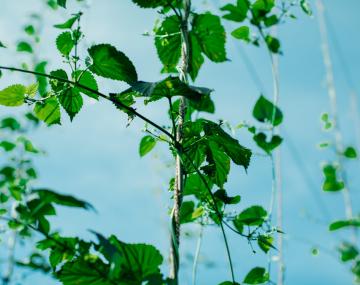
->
[34,97,61,125]
[154,16,181,73]
[88,44,138,84]
[207,140,231,187]
[192,13,227,63]
[253,95,283,126]
[0,84,26,106]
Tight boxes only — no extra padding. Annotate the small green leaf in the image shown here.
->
[265,35,281,53]
[253,133,282,154]
[244,267,269,284]
[26,83,39,98]
[0,41,6,48]
[253,95,283,126]
[343,147,357,159]
[24,25,35,35]
[220,0,249,22]
[139,136,156,157]
[231,26,250,41]
[54,14,79,29]
[214,189,241,205]
[258,235,274,253]
[0,84,26,106]
[322,164,344,192]
[338,242,358,262]
[88,44,138,84]
[300,0,312,16]
[56,32,74,56]
[17,41,33,53]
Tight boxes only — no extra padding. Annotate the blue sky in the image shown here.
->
[0,0,360,284]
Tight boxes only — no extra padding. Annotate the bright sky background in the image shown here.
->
[0,0,360,284]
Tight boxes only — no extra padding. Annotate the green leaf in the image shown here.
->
[192,13,227,62]
[34,189,94,210]
[56,32,74,56]
[329,219,360,231]
[50,69,68,92]
[253,133,282,154]
[180,201,196,224]
[231,26,250,41]
[0,41,6,48]
[258,235,274,253]
[322,164,344,192]
[338,242,359,262]
[219,282,241,285]
[57,0,66,8]
[34,97,61,126]
[253,95,283,126]
[73,70,99,100]
[0,141,16,152]
[139,135,156,157]
[0,84,26,106]
[154,16,181,73]
[17,41,33,53]
[88,44,138,84]
[244,267,269,284]
[58,88,83,121]
[343,146,357,159]
[220,1,249,22]
[300,0,312,16]
[265,35,281,54]
[188,32,204,81]
[35,61,48,96]
[54,15,79,29]
[203,121,252,169]
[0,117,21,130]
[214,189,241,205]
[132,0,172,8]
[235,205,267,226]
[207,140,231,187]
[26,83,39,98]
[24,25,35,35]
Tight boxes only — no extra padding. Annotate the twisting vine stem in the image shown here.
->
[169,0,191,282]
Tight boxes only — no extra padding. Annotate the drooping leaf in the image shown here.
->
[0,84,26,106]
[207,140,231,187]
[88,44,138,83]
[56,32,74,56]
[34,189,94,210]
[139,135,156,157]
[192,13,227,62]
[58,88,83,121]
[253,95,283,126]
[243,267,269,284]
[203,120,252,169]
[257,235,275,253]
[188,32,204,81]
[265,35,281,54]
[35,61,48,96]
